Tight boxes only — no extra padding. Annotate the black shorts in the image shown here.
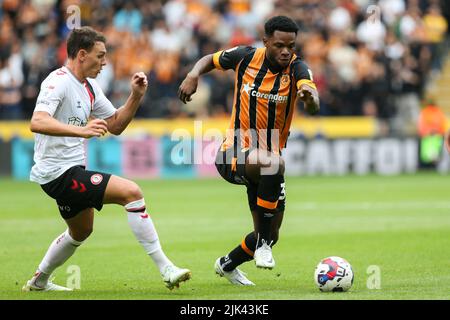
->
[41,165,111,220]
[215,145,286,212]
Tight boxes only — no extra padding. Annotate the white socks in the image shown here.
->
[125,199,173,273]
[31,199,172,287]
[34,229,82,287]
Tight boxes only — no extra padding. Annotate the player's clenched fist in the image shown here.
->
[131,72,148,97]
[178,73,198,104]
[297,84,319,114]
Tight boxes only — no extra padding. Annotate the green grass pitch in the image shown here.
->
[0,173,449,300]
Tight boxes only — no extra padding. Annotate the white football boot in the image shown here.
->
[161,265,191,290]
[254,240,275,269]
[22,273,72,292]
[214,257,255,286]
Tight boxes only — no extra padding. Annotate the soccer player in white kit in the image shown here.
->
[22,27,191,291]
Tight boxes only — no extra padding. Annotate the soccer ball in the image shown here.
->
[314,256,354,292]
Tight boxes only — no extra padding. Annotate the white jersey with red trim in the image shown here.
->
[30,66,116,184]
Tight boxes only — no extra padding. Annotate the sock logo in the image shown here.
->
[222,256,232,268]
[56,233,66,244]
[140,214,149,219]
[264,212,274,218]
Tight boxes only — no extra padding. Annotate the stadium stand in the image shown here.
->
[0,0,448,136]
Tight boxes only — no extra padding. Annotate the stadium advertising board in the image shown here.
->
[4,136,449,179]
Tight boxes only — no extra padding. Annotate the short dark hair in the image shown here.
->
[67,26,106,59]
[264,16,299,36]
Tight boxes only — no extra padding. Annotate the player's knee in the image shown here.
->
[123,182,143,203]
[70,226,93,242]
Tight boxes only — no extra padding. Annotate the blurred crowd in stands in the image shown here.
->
[0,0,448,134]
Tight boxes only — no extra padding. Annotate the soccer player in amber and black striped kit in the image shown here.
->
[178,16,319,285]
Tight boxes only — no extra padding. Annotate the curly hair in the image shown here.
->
[264,16,299,36]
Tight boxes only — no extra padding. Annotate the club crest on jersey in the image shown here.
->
[281,74,290,85]
[90,174,103,185]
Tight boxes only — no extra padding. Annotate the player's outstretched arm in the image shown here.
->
[105,72,148,135]
[30,111,108,138]
[178,54,215,104]
[298,84,320,115]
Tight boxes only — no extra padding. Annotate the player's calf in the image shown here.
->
[125,198,192,289]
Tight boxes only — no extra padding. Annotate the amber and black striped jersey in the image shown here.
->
[213,46,317,152]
